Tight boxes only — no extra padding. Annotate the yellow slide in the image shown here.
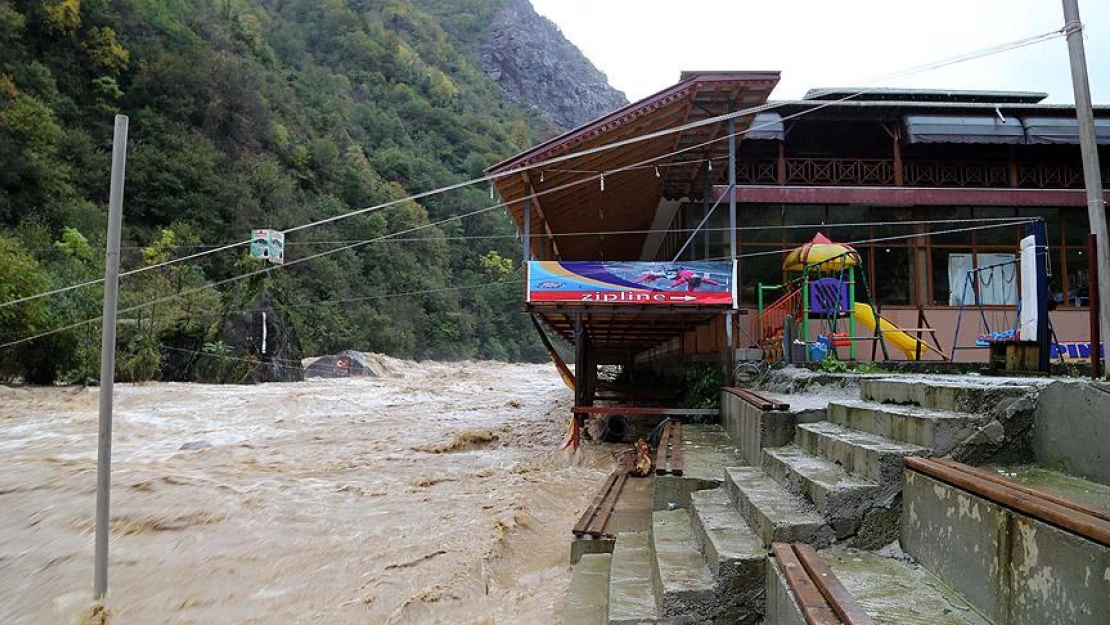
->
[852,302,933,360]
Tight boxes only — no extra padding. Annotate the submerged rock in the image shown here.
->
[304,350,380,379]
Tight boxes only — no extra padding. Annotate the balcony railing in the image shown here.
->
[735,157,1110,189]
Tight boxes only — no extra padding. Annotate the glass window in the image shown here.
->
[871,207,917,242]
[741,248,786,304]
[932,247,964,305]
[975,254,1020,306]
[928,207,973,245]
[784,205,828,244]
[974,207,1020,246]
[738,205,782,245]
[1017,207,1064,246]
[873,246,913,305]
[1062,208,1091,247]
[1065,248,1090,307]
[852,247,873,305]
[824,206,871,245]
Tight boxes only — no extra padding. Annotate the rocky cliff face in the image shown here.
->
[480,0,628,130]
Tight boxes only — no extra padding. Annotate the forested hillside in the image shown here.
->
[0,0,593,383]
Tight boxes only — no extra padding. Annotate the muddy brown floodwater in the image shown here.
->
[0,358,615,624]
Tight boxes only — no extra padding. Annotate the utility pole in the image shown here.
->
[94,115,129,600]
[1062,0,1110,376]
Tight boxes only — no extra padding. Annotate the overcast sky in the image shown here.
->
[530,0,1110,104]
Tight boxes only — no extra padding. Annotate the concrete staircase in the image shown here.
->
[563,376,1055,624]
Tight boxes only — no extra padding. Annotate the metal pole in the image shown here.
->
[94,114,128,600]
[1062,0,1110,372]
[726,111,737,373]
[1091,234,1102,378]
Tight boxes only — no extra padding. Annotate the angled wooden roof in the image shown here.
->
[488,71,780,260]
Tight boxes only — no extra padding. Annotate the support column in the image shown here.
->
[777,141,786,185]
[913,221,930,306]
[1063,0,1110,371]
[1089,234,1101,378]
[522,182,532,263]
[1031,220,1051,373]
[891,125,905,186]
[703,163,711,258]
[574,315,588,408]
[726,111,738,376]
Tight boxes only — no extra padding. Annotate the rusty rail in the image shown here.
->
[654,421,684,476]
[905,458,1110,547]
[723,387,790,411]
[571,405,718,417]
[572,471,628,538]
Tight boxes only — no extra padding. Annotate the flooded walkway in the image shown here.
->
[0,359,611,624]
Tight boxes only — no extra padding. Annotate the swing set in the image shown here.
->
[951,258,1021,358]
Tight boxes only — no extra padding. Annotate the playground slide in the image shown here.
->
[852,302,927,360]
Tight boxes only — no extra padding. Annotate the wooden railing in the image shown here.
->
[735,157,1110,189]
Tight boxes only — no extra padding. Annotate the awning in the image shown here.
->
[1023,116,1110,145]
[904,114,1025,144]
[746,112,784,141]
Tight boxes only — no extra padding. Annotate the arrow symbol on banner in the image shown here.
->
[669,295,697,302]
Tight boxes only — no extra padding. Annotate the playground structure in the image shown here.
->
[755,233,944,362]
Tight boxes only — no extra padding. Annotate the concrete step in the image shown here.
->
[721,388,829,466]
[796,420,929,487]
[821,547,992,625]
[762,446,880,539]
[651,509,716,621]
[860,376,1032,413]
[563,553,611,625]
[656,423,743,511]
[724,466,835,548]
[827,399,983,455]
[688,489,767,622]
[608,532,659,625]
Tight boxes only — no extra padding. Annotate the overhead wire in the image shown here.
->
[0,25,1066,312]
[700,219,1038,261]
[0,29,1068,348]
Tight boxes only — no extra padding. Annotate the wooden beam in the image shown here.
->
[521,171,560,260]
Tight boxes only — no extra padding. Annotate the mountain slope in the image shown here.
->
[0,0,621,383]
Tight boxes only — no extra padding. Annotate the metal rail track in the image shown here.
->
[654,420,684,476]
[572,470,628,539]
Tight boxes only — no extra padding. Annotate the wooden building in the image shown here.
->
[488,72,1110,391]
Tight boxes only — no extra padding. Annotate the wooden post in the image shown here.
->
[891,126,904,186]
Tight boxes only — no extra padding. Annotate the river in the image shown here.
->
[0,358,611,624]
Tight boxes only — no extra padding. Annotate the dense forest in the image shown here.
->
[0,0,569,383]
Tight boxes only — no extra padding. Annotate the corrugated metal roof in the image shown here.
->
[904,115,1025,144]
[1023,116,1110,145]
[746,112,784,141]
[803,87,1048,104]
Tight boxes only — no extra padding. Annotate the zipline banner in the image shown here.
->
[527,261,736,306]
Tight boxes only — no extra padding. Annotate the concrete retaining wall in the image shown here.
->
[1034,382,1110,485]
[764,558,808,625]
[903,470,1110,625]
[720,391,824,465]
